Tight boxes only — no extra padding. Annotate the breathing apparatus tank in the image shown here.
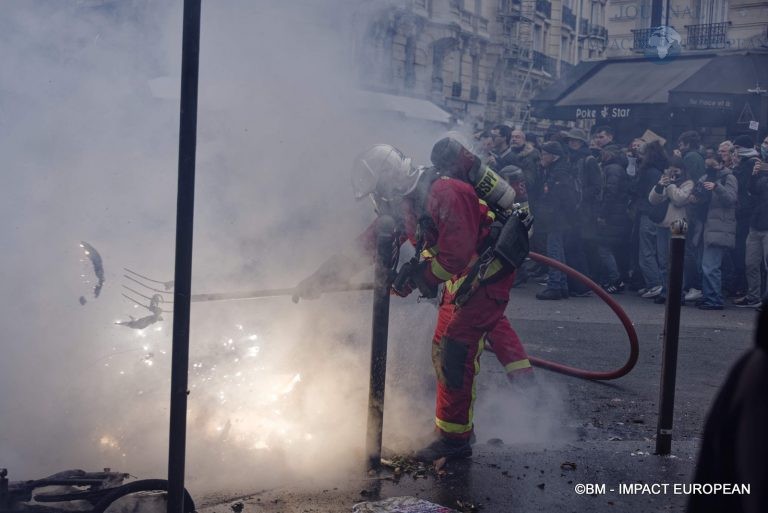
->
[430,136,519,213]
[468,164,518,212]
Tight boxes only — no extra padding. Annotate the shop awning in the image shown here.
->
[669,53,768,109]
[352,90,455,125]
[532,55,713,121]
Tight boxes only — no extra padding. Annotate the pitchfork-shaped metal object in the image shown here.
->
[118,268,374,330]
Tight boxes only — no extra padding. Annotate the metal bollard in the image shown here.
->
[168,1,201,512]
[0,469,8,509]
[655,219,687,455]
[366,216,396,472]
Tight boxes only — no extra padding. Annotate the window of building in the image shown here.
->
[533,24,543,51]
[404,36,416,89]
[698,0,729,24]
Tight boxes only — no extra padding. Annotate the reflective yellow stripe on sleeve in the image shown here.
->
[421,246,439,259]
[504,359,532,373]
[430,258,454,281]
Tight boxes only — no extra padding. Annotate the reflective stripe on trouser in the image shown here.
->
[431,285,512,440]
[486,317,532,377]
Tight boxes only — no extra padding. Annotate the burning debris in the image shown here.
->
[78,241,105,305]
[116,293,164,330]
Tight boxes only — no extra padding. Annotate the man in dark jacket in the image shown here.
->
[508,129,542,205]
[564,128,602,294]
[536,141,579,300]
[488,124,516,172]
[678,131,706,302]
[734,160,768,307]
[729,135,759,297]
[688,299,768,513]
[508,129,545,278]
[677,131,706,182]
[633,140,666,298]
[597,145,631,292]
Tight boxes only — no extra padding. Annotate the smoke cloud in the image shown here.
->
[0,0,558,499]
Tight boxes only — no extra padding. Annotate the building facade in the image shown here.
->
[605,0,768,57]
[355,0,608,128]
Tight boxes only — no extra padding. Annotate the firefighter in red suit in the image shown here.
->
[293,140,532,462]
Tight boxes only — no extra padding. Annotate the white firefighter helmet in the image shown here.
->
[351,144,420,202]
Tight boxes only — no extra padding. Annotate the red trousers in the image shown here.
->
[431,274,531,440]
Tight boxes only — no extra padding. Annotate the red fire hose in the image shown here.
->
[525,251,639,380]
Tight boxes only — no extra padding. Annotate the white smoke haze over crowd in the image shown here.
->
[0,0,566,496]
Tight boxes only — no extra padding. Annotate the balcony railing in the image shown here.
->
[589,24,607,39]
[535,0,552,18]
[631,27,657,51]
[562,5,576,30]
[532,50,557,75]
[686,22,730,50]
[498,0,523,19]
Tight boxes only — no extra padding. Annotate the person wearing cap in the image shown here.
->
[728,135,759,299]
[535,141,579,300]
[564,127,602,295]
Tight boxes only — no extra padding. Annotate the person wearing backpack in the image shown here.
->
[648,156,694,304]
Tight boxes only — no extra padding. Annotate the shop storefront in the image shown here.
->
[531,52,768,145]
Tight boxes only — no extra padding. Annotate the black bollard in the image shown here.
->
[366,215,396,471]
[655,219,687,456]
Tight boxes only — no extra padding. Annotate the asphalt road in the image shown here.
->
[197,283,759,513]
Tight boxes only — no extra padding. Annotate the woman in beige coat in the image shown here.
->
[649,156,694,303]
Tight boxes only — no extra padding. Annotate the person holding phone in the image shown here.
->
[648,156,694,304]
[694,142,739,310]
[734,157,768,307]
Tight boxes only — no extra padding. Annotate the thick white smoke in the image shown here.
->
[0,0,450,495]
[0,0,566,499]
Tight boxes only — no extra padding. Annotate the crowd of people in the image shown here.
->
[474,125,768,310]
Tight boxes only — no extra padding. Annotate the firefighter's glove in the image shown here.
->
[391,261,416,297]
[392,261,439,299]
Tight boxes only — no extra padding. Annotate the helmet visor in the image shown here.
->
[351,157,379,200]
